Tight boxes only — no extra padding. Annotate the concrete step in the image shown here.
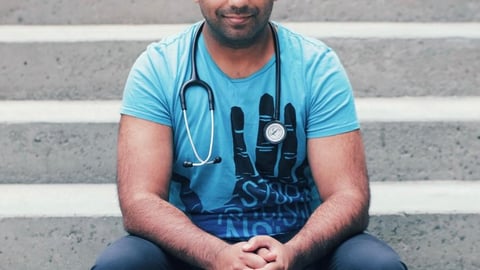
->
[3,214,479,270]
[1,0,479,25]
[1,23,479,100]
[2,181,480,217]
[1,181,480,270]
[1,2,477,269]
[1,98,479,183]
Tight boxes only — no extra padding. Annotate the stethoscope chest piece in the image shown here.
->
[264,120,287,144]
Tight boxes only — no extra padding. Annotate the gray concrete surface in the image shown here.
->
[0,41,142,100]
[1,214,479,270]
[0,123,117,184]
[329,38,480,97]
[362,122,480,182]
[0,217,125,270]
[1,122,479,184]
[370,214,480,270]
[1,37,479,100]
[1,0,479,269]
[1,0,479,24]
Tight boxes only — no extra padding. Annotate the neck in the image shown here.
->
[202,24,274,79]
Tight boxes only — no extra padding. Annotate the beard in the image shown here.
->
[202,5,273,49]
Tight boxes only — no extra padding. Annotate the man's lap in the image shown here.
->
[92,232,407,270]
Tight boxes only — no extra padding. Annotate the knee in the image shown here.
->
[332,253,407,270]
[92,254,136,270]
[329,234,408,270]
[92,248,165,270]
[91,235,171,270]
[357,255,407,270]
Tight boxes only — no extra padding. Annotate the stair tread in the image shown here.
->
[1,22,480,43]
[1,181,480,217]
[1,97,479,123]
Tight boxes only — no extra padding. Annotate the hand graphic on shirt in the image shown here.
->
[172,93,309,220]
[229,93,308,209]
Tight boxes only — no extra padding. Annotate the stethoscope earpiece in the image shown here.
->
[180,22,285,168]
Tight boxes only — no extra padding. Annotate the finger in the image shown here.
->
[243,238,263,252]
[255,94,278,178]
[278,103,297,183]
[256,262,281,270]
[231,106,255,176]
[242,235,274,251]
[242,237,281,267]
[257,247,277,262]
[243,252,270,269]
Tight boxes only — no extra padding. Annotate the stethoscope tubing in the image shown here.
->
[271,22,281,122]
[180,21,280,117]
[182,108,215,166]
[179,24,214,111]
[180,21,284,167]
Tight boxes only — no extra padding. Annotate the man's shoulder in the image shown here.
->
[274,22,332,59]
[131,22,200,75]
[145,22,200,55]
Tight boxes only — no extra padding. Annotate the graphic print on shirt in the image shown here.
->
[172,93,312,239]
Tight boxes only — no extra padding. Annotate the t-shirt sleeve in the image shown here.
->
[306,49,359,138]
[120,46,172,126]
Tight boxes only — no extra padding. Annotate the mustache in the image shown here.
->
[218,6,259,16]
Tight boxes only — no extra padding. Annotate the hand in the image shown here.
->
[231,94,300,185]
[210,242,269,270]
[242,236,297,270]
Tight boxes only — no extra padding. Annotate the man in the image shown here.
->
[93,0,407,269]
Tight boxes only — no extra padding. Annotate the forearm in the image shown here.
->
[115,116,227,268]
[120,193,227,269]
[283,131,371,267]
[285,189,369,268]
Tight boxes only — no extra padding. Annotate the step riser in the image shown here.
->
[0,123,117,184]
[331,38,480,97]
[364,122,480,181]
[1,38,479,100]
[273,0,480,23]
[1,215,478,270]
[1,122,478,183]
[0,41,142,100]
[1,0,479,24]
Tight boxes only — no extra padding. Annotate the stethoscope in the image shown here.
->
[180,22,286,168]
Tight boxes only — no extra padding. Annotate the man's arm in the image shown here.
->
[116,115,268,269]
[287,129,370,267]
[244,129,370,269]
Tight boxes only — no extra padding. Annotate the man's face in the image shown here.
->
[195,0,275,47]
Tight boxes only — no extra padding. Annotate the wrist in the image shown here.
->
[201,240,229,269]
[284,238,311,269]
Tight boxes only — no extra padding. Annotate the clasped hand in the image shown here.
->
[212,235,296,270]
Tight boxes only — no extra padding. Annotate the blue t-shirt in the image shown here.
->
[121,22,359,240]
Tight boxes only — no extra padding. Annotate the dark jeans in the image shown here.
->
[92,232,407,270]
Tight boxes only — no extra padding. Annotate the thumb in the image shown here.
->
[242,235,270,252]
